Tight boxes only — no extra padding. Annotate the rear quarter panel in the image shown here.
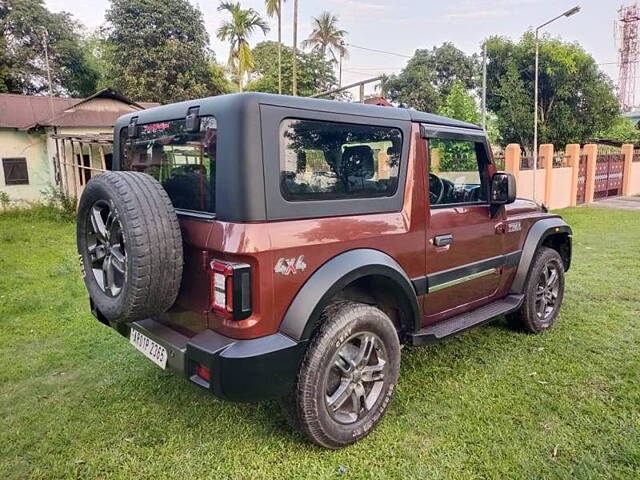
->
[205,125,427,339]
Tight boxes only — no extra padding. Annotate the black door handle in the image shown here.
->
[434,234,453,247]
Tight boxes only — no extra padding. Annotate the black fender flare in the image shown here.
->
[279,249,421,341]
[510,217,572,294]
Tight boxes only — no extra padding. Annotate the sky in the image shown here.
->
[45,0,626,98]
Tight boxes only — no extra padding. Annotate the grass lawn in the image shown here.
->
[1,206,639,479]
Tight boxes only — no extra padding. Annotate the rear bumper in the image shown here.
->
[112,318,307,402]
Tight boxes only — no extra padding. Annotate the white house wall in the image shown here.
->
[0,128,52,204]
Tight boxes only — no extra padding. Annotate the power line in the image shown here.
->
[345,43,412,59]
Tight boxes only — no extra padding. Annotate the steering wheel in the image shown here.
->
[429,173,445,205]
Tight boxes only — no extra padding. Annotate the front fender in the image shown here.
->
[510,217,572,294]
[279,249,421,341]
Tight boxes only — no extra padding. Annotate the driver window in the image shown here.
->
[428,138,487,206]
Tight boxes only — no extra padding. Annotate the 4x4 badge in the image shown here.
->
[275,255,307,276]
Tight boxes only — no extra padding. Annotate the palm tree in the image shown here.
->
[217,1,270,91]
[265,0,286,94]
[302,11,347,59]
[376,74,392,98]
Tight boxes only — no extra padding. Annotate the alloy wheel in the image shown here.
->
[324,332,387,424]
[535,262,559,321]
[86,200,127,297]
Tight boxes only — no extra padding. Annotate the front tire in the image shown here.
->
[281,301,401,449]
[509,247,565,333]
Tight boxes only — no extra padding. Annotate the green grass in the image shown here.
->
[1,206,639,479]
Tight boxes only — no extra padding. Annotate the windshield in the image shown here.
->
[121,117,217,214]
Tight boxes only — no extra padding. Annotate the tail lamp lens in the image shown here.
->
[195,364,211,382]
[209,260,251,320]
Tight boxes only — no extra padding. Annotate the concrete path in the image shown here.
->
[591,195,640,210]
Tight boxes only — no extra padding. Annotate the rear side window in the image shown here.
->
[279,118,402,201]
[121,117,217,213]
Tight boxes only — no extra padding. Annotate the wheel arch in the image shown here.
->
[510,217,572,294]
[279,249,421,342]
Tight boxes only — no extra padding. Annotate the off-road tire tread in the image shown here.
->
[281,301,400,449]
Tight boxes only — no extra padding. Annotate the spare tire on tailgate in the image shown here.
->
[77,171,183,324]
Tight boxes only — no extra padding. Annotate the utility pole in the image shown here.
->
[339,40,345,88]
[277,0,282,94]
[41,27,55,122]
[481,41,487,131]
[41,27,53,97]
[292,0,298,96]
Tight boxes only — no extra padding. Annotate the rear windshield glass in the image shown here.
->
[121,117,217,213]
[279,118,402,201]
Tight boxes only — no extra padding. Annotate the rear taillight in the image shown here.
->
[209,260,252,320]
[195,364,210,382]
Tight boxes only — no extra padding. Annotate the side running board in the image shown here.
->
[409,294,524,346]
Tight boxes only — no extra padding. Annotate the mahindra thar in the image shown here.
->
[77,93,572,449]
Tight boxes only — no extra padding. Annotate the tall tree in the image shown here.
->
[386,43,479,112]
[264,0,286,94]
[302,11,347,59]
[104,0,223,103]
[246,40,337,96]
[217,1,269,91]
[0,0,100,96]
[486,33,619,148]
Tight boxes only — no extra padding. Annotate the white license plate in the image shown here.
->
[130,329,168,369]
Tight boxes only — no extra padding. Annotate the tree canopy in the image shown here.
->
[437,80,480,125]
[246,41,338,97]
[103,0,226,104]
[597,115,640,144]
[0,0,100,96]
[386,43,478,112]
[486,33,619,149]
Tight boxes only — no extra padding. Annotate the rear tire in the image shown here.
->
[77,171,183,324]
[508,247,565,333]
[280,301,401,449]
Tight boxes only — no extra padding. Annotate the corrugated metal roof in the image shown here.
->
[0,89,159,129]
[0,94,76,129]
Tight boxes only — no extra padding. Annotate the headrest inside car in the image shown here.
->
[341,145,374,179]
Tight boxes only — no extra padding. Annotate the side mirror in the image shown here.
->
[490,172,516,205]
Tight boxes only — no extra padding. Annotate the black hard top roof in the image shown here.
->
[115,92,482,131]
[113,92,483,223]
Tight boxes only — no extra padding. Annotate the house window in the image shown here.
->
[2,158,29,185]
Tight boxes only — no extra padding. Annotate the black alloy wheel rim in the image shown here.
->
[324,331,388,424]
[86,200,127,297]
[535,262,560,321]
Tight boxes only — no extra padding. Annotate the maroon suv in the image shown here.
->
[77,93,572,449]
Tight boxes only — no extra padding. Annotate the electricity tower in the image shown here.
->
[617,3,640,111]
